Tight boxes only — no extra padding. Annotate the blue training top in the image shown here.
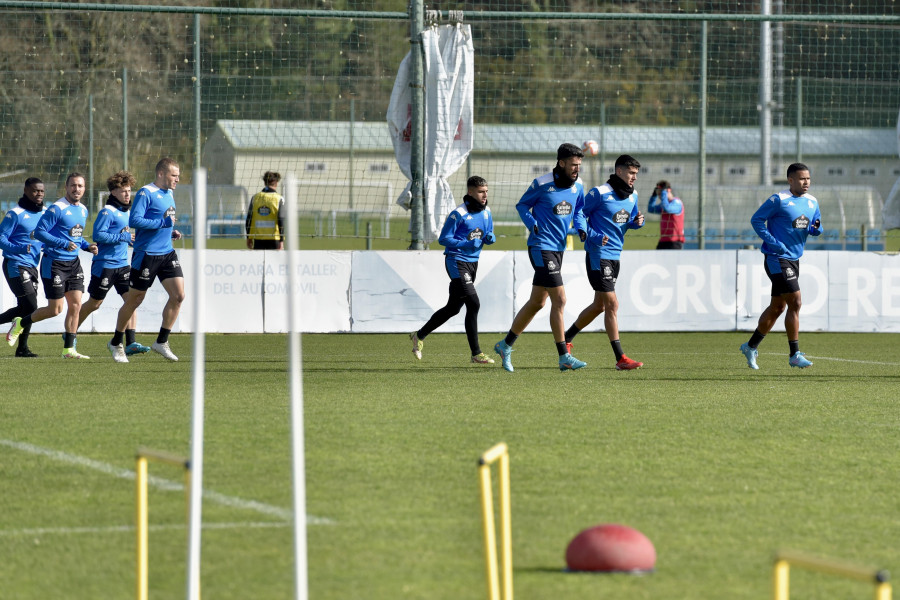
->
[751,189,822,260]
[574,183,643,261]
[34,198,91,262]
[516,172,584,252]
[130,183,176,257]
[91,202,132,275]
[0,202,45,275]
[439,203,493,263]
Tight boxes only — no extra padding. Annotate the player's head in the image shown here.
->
[786,163,811,196]
[656,180,671,192]
[263,171,281,189]
[466,175,488,211]
[556,143,584,180]
[65,172,86,203]
[615,155,641,186]
[23,177,45,206]
[107,170,137,207]
[155,158,180,191]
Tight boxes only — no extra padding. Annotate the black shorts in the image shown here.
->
[528,248,564,288]
[656,240,684,250]
[130,250,184,292]
[586,255,620,293]
[88,266,131,300]
[3,259,39,298]
[446,260,478,299]
[764,256,801,296]
[40,257,85,300]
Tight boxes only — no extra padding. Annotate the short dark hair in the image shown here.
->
[107,170,137,192]
[65,172,85,186]
[615,155,641,170]
[155,157,179,175]
[24,177,43,189]
[656,180,670,190]
[557,143,584,161]
[787,163,809,178]
[467,175,487,189]
[263,171,281,186]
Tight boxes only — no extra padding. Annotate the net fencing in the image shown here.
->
[0,1,898,249]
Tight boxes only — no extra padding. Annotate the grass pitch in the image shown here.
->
[1,331,898,599]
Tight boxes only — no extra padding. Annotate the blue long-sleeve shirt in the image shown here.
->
[130,183,176,256]
[516,172,584,251]
[751,190,822,260]
[439,203,493,263]
[34,198,91,261]
[573,183,643,261]
[647,189,684,215]
[91,202,132,274]
[0,200,44,274]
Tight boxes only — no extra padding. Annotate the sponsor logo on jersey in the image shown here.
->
[554,201,573,216]
[614,209,630,224]
[450,213,457,221]
[166,206,176,218]
[793,215,809,229]
[258,206,271,216]
[548,186,557,193]
[70,224,83,238]
[468,228,484,240]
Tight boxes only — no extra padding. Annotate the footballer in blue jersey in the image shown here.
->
[493,143,587,373]
[567,154,645,370]
[6,173,99,359]
[0,178,46,357]
[108,158,184,363]
[740,163,822,371]
[76,171,151,357]
[410,176,496,364]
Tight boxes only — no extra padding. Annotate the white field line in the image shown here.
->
[0,521,292,538]
[642,351,900,366]
[0,439,333,524]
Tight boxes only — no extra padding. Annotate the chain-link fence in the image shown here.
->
[0,1,897,249]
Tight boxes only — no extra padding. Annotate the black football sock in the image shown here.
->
[565,324,581,343]
[111,330,125,346]
[788,340,800,357]
[748,329,765,349]
[504,331,519,347]
[556,341,568,356]
[611,340,624,361]
[126,329,137,346]
[157,328,171,344]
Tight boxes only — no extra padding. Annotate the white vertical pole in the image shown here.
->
[187,168,207,600]
[760,0,773,186]
[285,174,309,600]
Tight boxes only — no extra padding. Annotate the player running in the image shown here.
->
[77,171,151,356]
[409,176,496,364]
[0,177,46,357]
[494,143,587,372]
[567,154,645,370]
[740,162,821,370]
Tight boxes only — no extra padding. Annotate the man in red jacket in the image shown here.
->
[647,180,685,249]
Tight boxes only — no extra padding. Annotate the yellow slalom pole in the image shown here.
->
[498,451,512,600]
[136,455,149,600]
[479,462,499,600]
[773,559,789,600]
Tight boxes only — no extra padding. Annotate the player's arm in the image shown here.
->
[808,206,822,236]
[661,191,683,215]
[573,189,587,240]
[751,196,787,252]
[515,182,540,233]
[129,190,167,230]
[34,206,68,249]
[245,198,254,236]
[628,201,645,229]
[483,211,496,245]
[0,212,27,254]
[92,209,123,244]
[438,213,468,249]
[647,188,662,214]
[276,197,285,242]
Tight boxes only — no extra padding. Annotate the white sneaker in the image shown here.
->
[151,341,179,361]
[108,342,129,363]
[62,347,90,360]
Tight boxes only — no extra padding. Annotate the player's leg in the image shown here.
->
[742,257,791,369]
[150,275,184,361]
[783,290,811,368]
[411,261,468,359]
[547,285,585,371]
[61,289,90,359]
[493,284,547,372]
[112,267,150,356]
[462,290,492,364]
[78,296,103,327]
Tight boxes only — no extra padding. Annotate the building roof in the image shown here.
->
[211,120,898,157]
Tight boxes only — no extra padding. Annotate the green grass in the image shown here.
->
[1,332,898,599]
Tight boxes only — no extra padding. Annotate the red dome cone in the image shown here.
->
[565,524,656,573]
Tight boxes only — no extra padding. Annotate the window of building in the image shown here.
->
[826,166,845,176]
[662,166,682,175]
[728,166,747,176]
[305,162,327,172]
[368,163,391,173]
[858,167,877,177]
[531,165,551,175]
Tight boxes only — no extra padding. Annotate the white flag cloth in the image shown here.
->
[881,107,900,230]
[387,24,474,243]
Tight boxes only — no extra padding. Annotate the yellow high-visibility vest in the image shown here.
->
[247,191,282,240]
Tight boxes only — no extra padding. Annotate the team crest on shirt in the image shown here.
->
[554,201,572,216]
[792,215,809,229]
[70,224,83,238]
[614,209,630,224]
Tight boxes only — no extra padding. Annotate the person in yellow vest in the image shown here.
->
[245,171,285,250]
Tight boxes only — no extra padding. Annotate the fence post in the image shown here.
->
[408,0,426,250]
